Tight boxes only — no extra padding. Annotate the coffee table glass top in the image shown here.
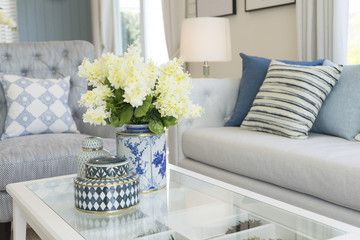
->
[26,167,355,240]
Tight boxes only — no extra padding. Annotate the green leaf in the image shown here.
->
[119,104,133,124]
[149,116,164,135]
[104,78,112,88]
[162,116,177,128]
[110,118,120,128]
[148,104,155,111]
[109,115,120,128]
[134,95,152,118]
[114,88,124,104]
[106,102,116,112]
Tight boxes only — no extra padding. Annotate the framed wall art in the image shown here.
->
[196,0,236,17]
[245,0,296,12]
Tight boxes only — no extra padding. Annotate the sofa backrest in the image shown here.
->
[0,40,94,136]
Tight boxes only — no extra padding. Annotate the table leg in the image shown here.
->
[13,202,26,240]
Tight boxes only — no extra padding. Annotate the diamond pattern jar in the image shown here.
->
[76,137,110,178]
[74,173,140,213]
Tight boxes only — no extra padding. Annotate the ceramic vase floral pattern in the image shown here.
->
[116,124,166,192]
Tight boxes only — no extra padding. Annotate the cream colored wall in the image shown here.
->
[186,0,298,79]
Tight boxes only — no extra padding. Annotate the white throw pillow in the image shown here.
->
[1,74,78,140]
[241,60,343,139]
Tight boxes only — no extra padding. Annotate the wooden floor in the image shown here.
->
[11,228,40,240]
[26,228,40,240]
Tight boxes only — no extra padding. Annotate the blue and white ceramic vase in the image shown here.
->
[116,124,166,192]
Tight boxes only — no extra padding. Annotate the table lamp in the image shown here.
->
[180,17,231,78]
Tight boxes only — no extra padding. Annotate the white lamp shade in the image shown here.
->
[180,17,231,62]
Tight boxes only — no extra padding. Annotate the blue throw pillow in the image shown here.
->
[225,53,324,126]
[0,74,78,140]
[311,61,360,141]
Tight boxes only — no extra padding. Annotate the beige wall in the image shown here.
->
[186,0,298,79]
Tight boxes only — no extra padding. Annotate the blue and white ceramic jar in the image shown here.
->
[116,124,167,192]
[85,156,129,179]
[76,137,110,178]
[74,173,140,213]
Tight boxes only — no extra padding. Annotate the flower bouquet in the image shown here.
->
[78,46,203,135]
[0,11,16,30]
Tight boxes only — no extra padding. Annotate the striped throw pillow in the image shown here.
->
[240,60,343,139]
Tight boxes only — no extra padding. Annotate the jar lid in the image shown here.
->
[87,156,128,167]
[85,156,129,179]
[82,137,103,150]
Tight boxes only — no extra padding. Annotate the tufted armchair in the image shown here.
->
[0,41,116,238]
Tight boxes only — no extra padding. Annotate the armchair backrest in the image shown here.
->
[0,40,94,136]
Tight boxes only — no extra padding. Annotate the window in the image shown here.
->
[347,0,360,64]
[114,0,141,55]
[114,0,168,64]
[142,0,169,64]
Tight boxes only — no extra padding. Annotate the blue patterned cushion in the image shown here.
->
[0,74,78,140]
[241,60,343,139]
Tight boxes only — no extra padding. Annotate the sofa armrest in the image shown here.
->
[168,78,240,165]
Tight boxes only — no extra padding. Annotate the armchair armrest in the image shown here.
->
[168,78,240,165]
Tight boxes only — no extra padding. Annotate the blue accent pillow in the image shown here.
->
[311,60,360,141]
[0,74,78,140]
[225,53,325,126]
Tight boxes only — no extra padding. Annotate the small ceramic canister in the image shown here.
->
[76,137,110,178]
[86,156,129,179]
[74,173,140,213]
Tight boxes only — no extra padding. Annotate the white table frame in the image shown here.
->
[7,174,83,240]
[6,165,360,240]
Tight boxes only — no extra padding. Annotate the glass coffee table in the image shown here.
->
[7,165,360,240]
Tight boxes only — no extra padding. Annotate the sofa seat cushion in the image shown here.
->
[0,191,12,222]
[0,133,116,191]
[182,128,360,211]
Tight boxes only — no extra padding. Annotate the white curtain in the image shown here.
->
[161,0,186,59]
[90,0,115,58]
[296,0,349,64]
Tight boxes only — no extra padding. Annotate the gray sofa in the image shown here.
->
[168,78,360,228]
[0,41,116,237]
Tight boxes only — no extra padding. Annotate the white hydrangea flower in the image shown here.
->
[124,45,144,65]
[112,47,157,108]
[102,52,121,67]
[82,105,110,126]
[108,63,126,89]
[78,58,107,87]
[78,46,203,128]
[79,85,113,108]
[123,82,150,108]
[154,58,202,120]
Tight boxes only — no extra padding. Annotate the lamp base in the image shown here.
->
[202,61,210,78]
